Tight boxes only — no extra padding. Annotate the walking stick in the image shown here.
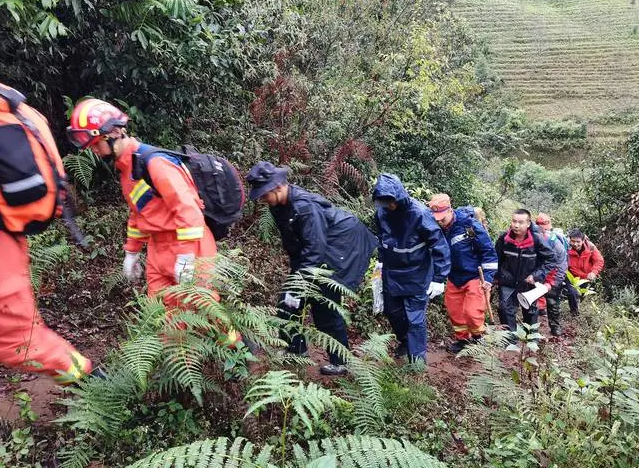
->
[478,266,495,324]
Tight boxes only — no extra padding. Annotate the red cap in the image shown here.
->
[536,212,552,229]
[428,193,452,221]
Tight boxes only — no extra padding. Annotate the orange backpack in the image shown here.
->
[0,84,66,235]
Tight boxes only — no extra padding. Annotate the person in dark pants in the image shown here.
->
[372,174,451,362]
[534,213,568,336]
[494,209,557,334]
[246,162,376,376]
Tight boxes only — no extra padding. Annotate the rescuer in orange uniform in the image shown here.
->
[0,84,92,383]
[66,99,217,302]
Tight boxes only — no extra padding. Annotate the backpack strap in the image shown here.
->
[0,86,26,113]
[132,145,189,197]
[0,87,86,246]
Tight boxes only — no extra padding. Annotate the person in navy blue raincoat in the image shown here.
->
[372,174,451,362]
[246,161,377,376]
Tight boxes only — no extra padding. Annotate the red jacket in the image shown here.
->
[568,241,604,279]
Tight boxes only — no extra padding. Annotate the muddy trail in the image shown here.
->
[0,309,582,426]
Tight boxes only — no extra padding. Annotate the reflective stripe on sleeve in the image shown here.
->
[381,241,426,253]
[176,226,204,240]
[127,226,150,239]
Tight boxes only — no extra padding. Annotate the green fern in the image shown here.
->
[28,241,70,291]
[103,269,127,296]
[57,439,94,468]
[294,435,447,467]
[343,334,393,432]
[120,334,163,389]
[56,367,140,438]
[245,370,346,433]
[257,204,278,243]
[63,150,99,190]
[124,436,446,468]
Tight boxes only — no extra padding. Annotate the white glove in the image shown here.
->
[122,251,143,282]
[283,292,301,309]
[426,281,445,299]
[174,253,196,284]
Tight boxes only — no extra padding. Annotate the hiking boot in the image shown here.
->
[89,367,108,380]
[538,309,547,317]
[570,308,579,317]
[319,364,348,376]
[394,343,408,358]
[550,326,563,337]
[471,335,485,345]
[447,339,470,354]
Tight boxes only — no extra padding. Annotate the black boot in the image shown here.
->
[394,342,408,358]
[550,326,563,337]
[447,339,469,354]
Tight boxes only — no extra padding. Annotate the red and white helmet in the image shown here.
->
[66,98,128,149]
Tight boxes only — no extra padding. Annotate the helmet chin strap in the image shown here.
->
[106,133,125,158]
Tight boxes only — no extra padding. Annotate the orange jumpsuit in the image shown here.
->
[116,140,217,300]
[0,232,92,383]
[444,278,486,340]
[0,90,91,383]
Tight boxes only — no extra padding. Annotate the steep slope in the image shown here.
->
[454,0,639,142]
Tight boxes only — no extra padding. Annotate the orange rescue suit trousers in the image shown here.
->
[0,231,92,383]
[444,278,486,340]
[145,226,217,300]
[145,227,239,346]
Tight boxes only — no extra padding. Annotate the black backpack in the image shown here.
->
[132,145,245,240]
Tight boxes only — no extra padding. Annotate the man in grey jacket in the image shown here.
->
[535,213,568,337]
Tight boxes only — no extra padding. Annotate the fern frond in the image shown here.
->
[303,326,352,365]
[230,303,287,349]
[29,241,70,291]
[56,367,139,438]
[354,333,394,363]
[296,435,447,468]
[125,436,443,467]
[124,437,277,468]
[120,334,163,389]
[57,441,94,468]
[159,334,208,405]
[257,204,278,243]
[63,150,99,190]
[125,294,168,338]
[245,370,346,433]
[103,269,127,296]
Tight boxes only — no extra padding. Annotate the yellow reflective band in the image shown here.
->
[127,226,150,239]
[54,351,90,385]
[453,325,469,331]
[176,226,204,240]
[78,102,91,128]
[129,179,152,204]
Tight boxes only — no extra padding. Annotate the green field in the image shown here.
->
[454,0,639,142]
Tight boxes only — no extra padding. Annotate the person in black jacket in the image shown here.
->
[246,161,377,376]
[494,209,557,333]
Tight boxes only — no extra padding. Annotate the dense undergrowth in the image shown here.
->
[2,1,639,467]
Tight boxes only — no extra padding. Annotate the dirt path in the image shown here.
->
[0,310,580,426]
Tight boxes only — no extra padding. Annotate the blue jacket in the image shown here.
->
[373,174,451,297]
[443,208,498,287]
[270,185,377,291]
[545,231,568,287]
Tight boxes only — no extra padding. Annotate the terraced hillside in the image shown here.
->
[454,0,639,143]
